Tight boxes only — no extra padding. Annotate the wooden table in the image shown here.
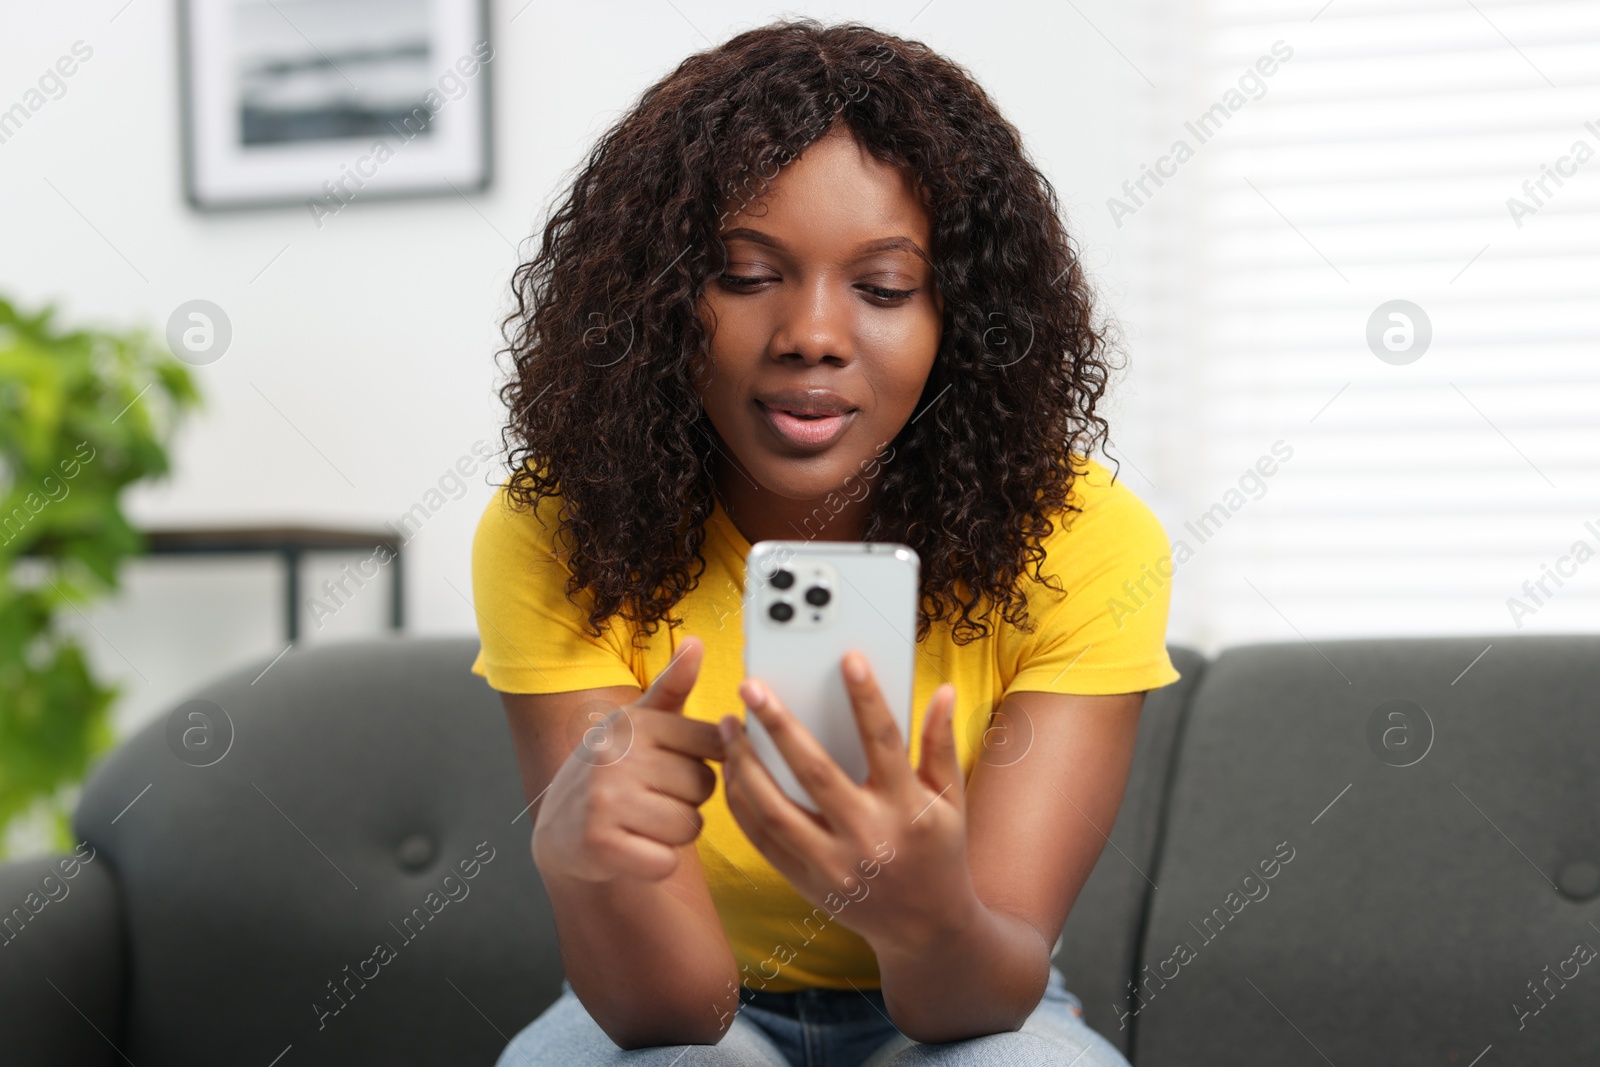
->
[139,526,404,642]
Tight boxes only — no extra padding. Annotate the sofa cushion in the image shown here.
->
[72,637,562,1067]
[1054,645,1209,1053]
[1129,635,1600,1065]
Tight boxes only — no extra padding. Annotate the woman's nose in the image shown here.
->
[768,278,853,366]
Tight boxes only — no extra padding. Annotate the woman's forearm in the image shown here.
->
[870,892,1054,1043]
[539,855,740,1048]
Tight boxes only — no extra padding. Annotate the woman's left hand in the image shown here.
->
[717,653,978,956]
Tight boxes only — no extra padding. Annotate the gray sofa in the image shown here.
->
[3,634,1597,1064]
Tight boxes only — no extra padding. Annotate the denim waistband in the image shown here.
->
[739,981,888,1022]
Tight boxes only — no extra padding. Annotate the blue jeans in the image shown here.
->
[494,965,1131,1067]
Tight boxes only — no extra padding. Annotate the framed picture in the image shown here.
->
[178,0,492,215]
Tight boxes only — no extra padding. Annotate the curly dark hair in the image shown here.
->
[495,17,1121,647]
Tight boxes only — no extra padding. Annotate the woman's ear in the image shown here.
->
[687,345,715,395]
[691,301,721,367]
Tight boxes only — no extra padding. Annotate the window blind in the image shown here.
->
[1138,0,1600,649]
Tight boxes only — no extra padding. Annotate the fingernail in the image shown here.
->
[718,716,738,743]
[741,679,766,708]
[843,653,868,683]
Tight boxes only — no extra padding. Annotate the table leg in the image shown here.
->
[285,548,301,643]
[391,547,404,631]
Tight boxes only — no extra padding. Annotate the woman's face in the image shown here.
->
[695,124,943,509]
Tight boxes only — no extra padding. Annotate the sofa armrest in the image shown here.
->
[0,847,125,1067]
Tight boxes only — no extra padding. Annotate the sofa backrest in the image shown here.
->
[68,632,1598,1065]
[73,637,562,1067]
[65,634,1212,1064]
[1053,645,1209,1053]
[1127,635,1600,1065]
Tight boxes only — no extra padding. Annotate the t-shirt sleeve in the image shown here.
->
[469,482,643,694]
[1002,460,1183,697]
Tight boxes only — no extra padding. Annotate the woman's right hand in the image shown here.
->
[532,635,725,883]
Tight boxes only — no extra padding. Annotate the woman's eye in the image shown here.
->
[861,284,918,302]
[716,275,918,302]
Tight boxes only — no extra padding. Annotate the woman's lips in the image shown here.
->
[754,399,856,451]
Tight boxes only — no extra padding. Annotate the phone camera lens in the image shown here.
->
[771,569,795,590]
[804,586,831,607]
[768,601,794,622]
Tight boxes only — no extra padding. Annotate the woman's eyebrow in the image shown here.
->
[718,227,930,263]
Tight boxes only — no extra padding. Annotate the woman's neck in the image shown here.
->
[713,455,874,545]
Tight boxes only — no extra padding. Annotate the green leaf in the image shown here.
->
[0,293,201,859]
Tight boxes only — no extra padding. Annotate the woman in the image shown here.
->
[471,18,1180,1067]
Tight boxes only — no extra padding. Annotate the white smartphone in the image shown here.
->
[741,540,920,812]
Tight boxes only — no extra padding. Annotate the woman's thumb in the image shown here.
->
[640,635,703,714]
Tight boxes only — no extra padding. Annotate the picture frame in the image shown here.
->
[178,0,493,216]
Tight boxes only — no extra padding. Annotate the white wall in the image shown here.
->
[0,1,1167,742]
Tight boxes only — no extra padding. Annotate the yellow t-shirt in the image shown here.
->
[469,456,1181,992]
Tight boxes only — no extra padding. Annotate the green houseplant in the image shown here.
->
[0,295,202,858]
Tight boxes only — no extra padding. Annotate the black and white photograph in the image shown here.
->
[181,0,491,209]
[236,0,435,146]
